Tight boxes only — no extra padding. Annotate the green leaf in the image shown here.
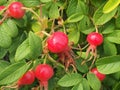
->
[15,39,31,61]
[87,73,101,90]
[90,0,105,8]
[103,39,117,56]
[0,60,10,72]
[68,29,80,44]
[13,18,26,27]
[15,32,42,61]
[0,47,7,59]
[102,23,114,34]
[79,16,92,33]
[113,72,120,80]
[40,0,52,3]
[116,15,120,28]
[49,3,59,19]
[103,75,117,87]
[28,31,42,59]
[9,33,26,54]
[0,0,7,5]
[113,82,120,90]
[93,4,117,25]
[1,19,18,38]
[106,30,120,44]
[67,0,88,17]
[0,29,12,48]
[71,78,90,90]
[6,19,18,37]
[103,0,120,13]
[66,13,84,23]
[82,78,90,90]
[0,62,30,85]
[75,58,88,73]
[81,27,95,34]
[9,33,26,63]
[19,0,40,7]
[67,0,78,16]
[72,83,83,90]
[32,22,42,32]
[58,73,83,87]
[96,55,120,74]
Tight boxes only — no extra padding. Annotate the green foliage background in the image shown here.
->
[0,0,120,90]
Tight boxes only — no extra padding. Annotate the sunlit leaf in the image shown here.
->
[0,29,12,48]
[66,13,84,23]
[87,73,101,90]
[19,0,40,7]
[93,4,117,25]
[72,83,83,90]
[106,30,120,44]
[96,55,120,74]
[103,0,120,13]
[0,62,30,85]
[58,73,83,87]
[103,38,117,56]
[49,3,59,19]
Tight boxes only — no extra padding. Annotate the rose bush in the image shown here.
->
[0,0,120,90]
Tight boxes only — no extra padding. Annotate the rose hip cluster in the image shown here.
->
[17,64,54,90]
[0,2,25,24]
[47,31,106,81]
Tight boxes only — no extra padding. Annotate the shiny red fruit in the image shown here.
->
[0,6,5,11]
[91,68,106,81]
[87,32,103,46]
[8,2,25,19]
[18,70,35,86]
[47,31,68,53]
[35,64,54,81]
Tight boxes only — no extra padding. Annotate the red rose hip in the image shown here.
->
[87,32,103,47]
[47,31,68,53]
[91,68,106,81]
[85,32,103,60]
[35,64,54,90]
[35,64,54,81]
[17,70,35,86]
[0,6,5,11]
[8,2,25,19]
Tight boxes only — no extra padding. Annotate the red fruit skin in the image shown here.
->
[18,70,35,86]
[47,31,68,53]
[8,2,25,19]
[87,32,103,46]
[0,6,5,11]
[35,64,54,81]
[91,68,106,81]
